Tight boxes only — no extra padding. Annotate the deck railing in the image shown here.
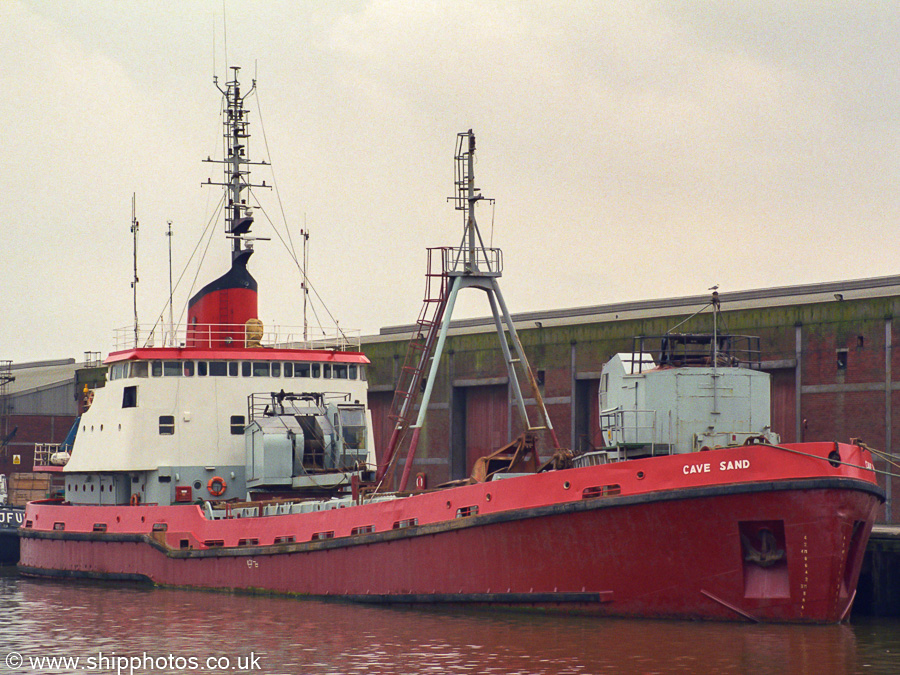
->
[599,408,665,455]
[33,443,69,469]
[113,323,361,352]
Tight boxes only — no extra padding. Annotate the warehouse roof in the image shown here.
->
[369,273,900,343]
[3,359,78,397]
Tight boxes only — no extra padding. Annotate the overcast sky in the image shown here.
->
[3,1,900,364]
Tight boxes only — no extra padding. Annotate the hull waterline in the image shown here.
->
[20,444,884,623]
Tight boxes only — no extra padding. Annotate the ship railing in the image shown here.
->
[33,443,70,469]
[247,391,354,422]
[629,334,762,373]
[598,408,669,460]
[113,324,361,352]
[442,245,503,278]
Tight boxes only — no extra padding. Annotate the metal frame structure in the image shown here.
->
[377,130,559,490]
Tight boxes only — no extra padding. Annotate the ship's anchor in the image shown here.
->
[741,528,785,568]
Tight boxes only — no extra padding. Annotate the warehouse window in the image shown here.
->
[837,349,848,371]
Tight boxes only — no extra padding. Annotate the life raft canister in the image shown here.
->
[207,476,227,497]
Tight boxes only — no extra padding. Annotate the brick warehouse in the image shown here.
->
[0,359,78,477]
[362,274,900,524]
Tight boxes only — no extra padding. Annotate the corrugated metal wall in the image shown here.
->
[7,382,75,416]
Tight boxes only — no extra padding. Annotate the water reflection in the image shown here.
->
[1,576,894,674]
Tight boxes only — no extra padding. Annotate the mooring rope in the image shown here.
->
[758,442,900,480]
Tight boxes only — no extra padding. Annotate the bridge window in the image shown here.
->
[183,361,194,377]
[334,364,348,379]
[323,364,332,379]
[349,365,357,380]
[271,362,281,377]
[151,360,162,377]
[252,362,270,377]
[284,362,293,377]
[163,361,182,377]
[296,363,310,378]
[228,361,239,377]
[130,361,149,378]
[241,361,252,377]
[208,361,227,376]
[197,361,208,376]
[311,363,321,378]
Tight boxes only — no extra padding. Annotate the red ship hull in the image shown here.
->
[19,442,883,623]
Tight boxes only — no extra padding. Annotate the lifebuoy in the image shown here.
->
[130,493,140,506]
[207,476,227,497]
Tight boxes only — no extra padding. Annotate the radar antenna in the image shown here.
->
[204,66,271,261]
[131,194,139,344]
